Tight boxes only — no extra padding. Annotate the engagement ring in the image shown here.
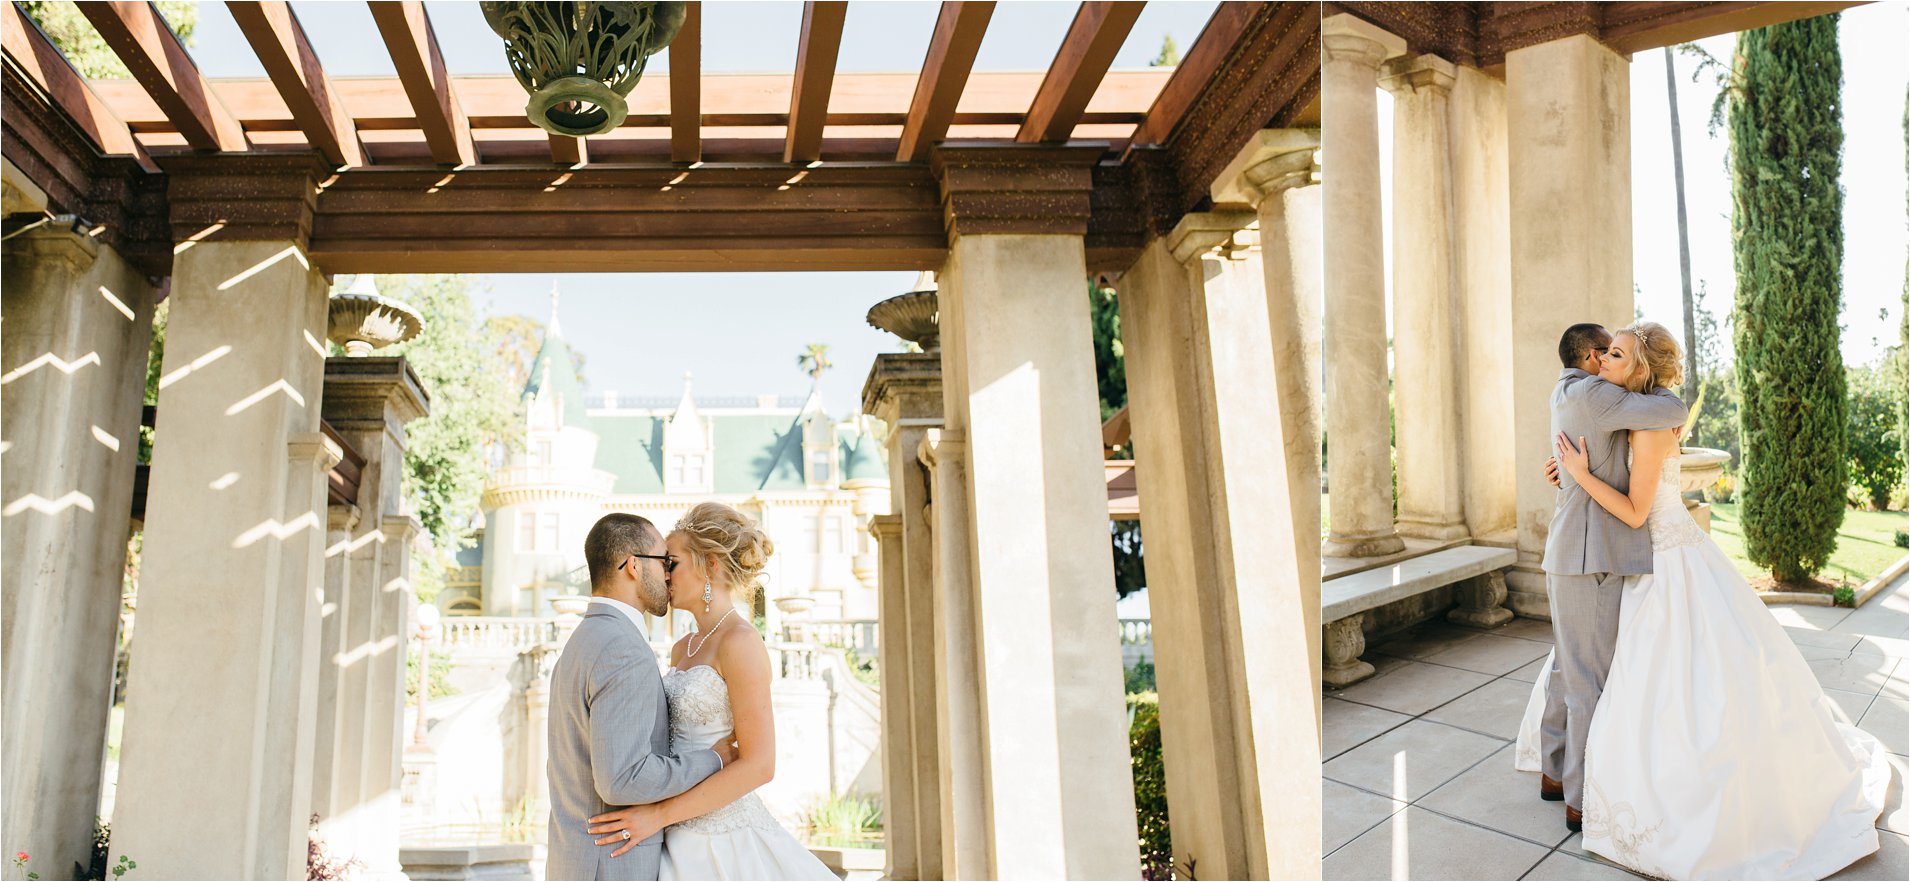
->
[621,830,631,841]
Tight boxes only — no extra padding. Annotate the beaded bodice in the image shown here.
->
[1640,452,1706,552]
[659,665,780,835]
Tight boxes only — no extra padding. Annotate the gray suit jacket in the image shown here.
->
[546,608,722,881]
[1540,369,1688,577]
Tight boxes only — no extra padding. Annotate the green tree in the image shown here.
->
[1149,33,1180,68]
[1090,280,1146,599]
[1688,282,1741,461]
[485,313,585,392]
[19,2,199,77]
[1728,16,1847,582]
[379,275,520,601]
[1845,364,1904,510]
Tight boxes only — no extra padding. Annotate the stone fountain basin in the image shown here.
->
[1678,447,1730,495]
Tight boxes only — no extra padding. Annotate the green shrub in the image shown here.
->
[804,793,882,848]
[1893,529,1907,548]
[1124,659,1157,695]
[1833,585,1857,607]
[405,645,456,705]
[844,649,880,690]
[1128,695,1173,879]
[1847,366,1906,511]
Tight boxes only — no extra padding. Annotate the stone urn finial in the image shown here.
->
[866,271,939,352]
[329,274,424,357]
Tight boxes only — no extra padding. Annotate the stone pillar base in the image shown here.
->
[1324,532,1406,559]
[1322,615,1376,687]
[1398,520,1473,542]
[1448,570,1514,629]
[1504,567,1551,619]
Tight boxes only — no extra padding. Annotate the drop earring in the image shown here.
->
[703,581,713,613]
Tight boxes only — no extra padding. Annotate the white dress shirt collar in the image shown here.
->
[588,595,646,629]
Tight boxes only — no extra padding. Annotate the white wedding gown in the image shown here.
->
[1514,453,1889,880]
[657,664,838,881]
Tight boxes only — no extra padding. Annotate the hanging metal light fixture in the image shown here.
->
[480,2,687,138]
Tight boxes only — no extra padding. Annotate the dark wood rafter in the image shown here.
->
[1162,0,1317,211]
[0,64,170,272]
[1326,1,1865,69]
[77,1,247,153]
[1016,1,1145,143]
[1,1,156,170]
[226,0,365,167]
[549,134,586,165]
[785,1,847,164]
[669,1,701,163]
[368,0,473,166]
[1127,1,1256,149]
[896,1,994,163]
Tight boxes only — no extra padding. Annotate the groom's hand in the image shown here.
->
[711,735,739,767]
[1543,456,1561,487]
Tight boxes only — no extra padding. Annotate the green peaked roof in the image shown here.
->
[524,331,589,427]
[840,425,886,481]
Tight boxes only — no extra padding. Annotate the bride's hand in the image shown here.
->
[1554,432,1591,479]
[589,803,668,857]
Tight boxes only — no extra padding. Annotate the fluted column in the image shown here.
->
[1383,54,1471,541]
[1322,15,1407,558]
[2,228,155,880]
[1505,34,1634,611]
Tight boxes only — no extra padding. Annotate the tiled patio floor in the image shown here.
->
[1323,571,1910,881]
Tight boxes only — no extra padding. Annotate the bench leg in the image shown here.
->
[1322,615,1377,688]
[1447,570,1514,629]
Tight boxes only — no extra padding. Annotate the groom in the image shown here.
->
[1538,323,1687,833]
[547,513,735,880]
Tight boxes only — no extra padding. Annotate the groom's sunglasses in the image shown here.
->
[620,553,677,575]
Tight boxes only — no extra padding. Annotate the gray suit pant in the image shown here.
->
[1541,572,1623,810]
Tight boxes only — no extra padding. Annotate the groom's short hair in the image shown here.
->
[1558,323,1611,367]
[584,513,661,592]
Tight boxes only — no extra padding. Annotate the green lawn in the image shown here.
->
[1706,503,1908,585]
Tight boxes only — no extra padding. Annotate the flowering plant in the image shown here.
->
[13,850,40,880]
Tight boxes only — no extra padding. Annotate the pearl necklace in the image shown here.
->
[687,608,736,659]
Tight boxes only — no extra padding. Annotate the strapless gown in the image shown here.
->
[657,664,838,881]
[1513,455,1889,880]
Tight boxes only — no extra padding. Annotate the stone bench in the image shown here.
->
[399,844,535,881]
[1321,545,1518,687]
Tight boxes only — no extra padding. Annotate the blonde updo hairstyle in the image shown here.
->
[673,501,774,606]
[1614,321,1686,393]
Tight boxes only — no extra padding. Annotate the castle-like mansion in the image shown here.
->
[438,310,889,638]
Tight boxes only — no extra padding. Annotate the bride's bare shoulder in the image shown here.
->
[713,618,769,678]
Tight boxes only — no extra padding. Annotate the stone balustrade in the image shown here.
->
[440,616,561,652]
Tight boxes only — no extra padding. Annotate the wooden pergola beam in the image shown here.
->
[1016,1,1144,143]
[896,1,994,163]
[784,1,848,164]
[78,2,246,153]
[368,0,472,166]
[226,1,364,167]
[1,2,156,170]
[670,2,701,163]
[1127,1,1254,149]
[550,134,586,165]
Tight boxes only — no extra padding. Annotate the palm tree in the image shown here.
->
[797,343,832,386]
[1666,46,1699,416]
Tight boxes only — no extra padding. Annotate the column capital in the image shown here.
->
[929,144,1102,238]
[320,357,431,440]
[159,153,333,249]
[289,431,346,472]
[1322,14,1408,68]
[917,428,965,469]
[329,503,361,534]
[1379,53,1458,97]
[861,351,945,426]
[868,513,903,540]
[1211,129,1321,209]
[1166,210,1259,265]
[379,514,420,543]
[2,221,102,270]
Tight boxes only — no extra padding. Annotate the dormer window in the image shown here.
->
[809,449,833,484]
[670,454,707,486]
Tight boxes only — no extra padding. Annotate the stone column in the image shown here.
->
[321,357,429,876]
[1383,54,1471,541]
[1450,66,1518,546]
[867,514,918,879]
[2,228,155,879]
[1118,211,1322,879]
[917,429,988,880]
[1321,15,1408,558]
[863,350,947,880]
[1505,34,1634,613]
[930,145,1140,879]
[111,237,333,879]
[313,502,360,841]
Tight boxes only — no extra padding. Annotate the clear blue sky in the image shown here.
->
[177,1,1218,412]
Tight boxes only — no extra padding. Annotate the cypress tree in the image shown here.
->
[1729,15,1847,582]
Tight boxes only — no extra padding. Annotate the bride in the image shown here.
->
[1515,322,1889,880]
[586,501,836,880]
